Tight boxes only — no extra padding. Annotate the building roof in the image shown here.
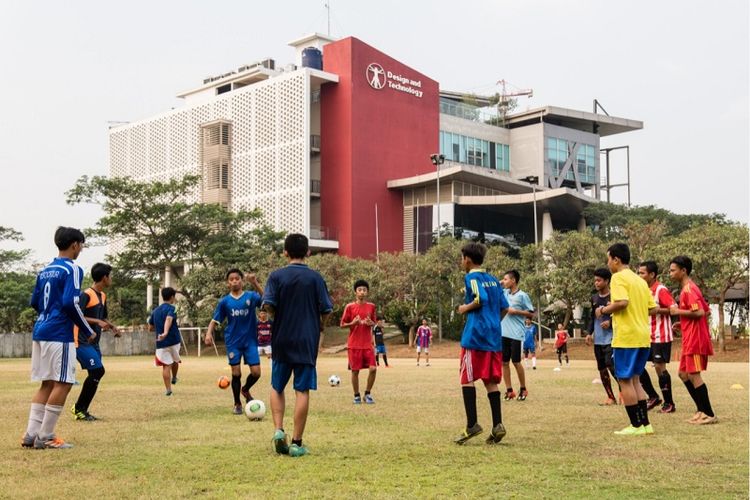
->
[504,105,643,136]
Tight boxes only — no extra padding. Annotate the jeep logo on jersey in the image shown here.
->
[366,63,386,89]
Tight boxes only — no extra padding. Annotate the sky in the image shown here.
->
[0,0,747,272]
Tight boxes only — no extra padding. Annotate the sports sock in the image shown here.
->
[292,439,302,446]
[506,387,513,394]
[354,392,361,398]
[364,390,370,396]
[639,371,659,400]
[383,355,389,367]
[39,404,63,438]
[682,379,699,411]
[231,375,242,405]
[532,356,536,368]
[242,373,260,392]
[693,383,715,417]
[624,404,639,427]
[375,354,380,366]
[25,403,45,438]
[462,386,478,428]
[76,367,105,413]
[487,391,502,426]
[637,400,650,426]
[659,371,673,405]
[600,369,616,400]
[557,352,562,364]
[519,386,526,393]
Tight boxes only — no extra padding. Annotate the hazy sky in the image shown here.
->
[1,0,747,271]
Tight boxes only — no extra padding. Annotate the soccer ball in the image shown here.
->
[245,399,266,420]
[328,374,341,387]
[217,375,230,389]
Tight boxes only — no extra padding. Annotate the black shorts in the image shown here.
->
[649,342,672,364]
[594,344,614,371]
[556,344,568,355]
[502,337,522,364]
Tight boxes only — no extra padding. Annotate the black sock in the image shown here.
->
[683,379,699,411]
[364,390,370,395]
[462,386,478,428]
[375,354,380,366]
[565,355,569,363]
[231,375,241,405]
[292,439,302,446]
[487,391,502,426]
[75,367,105,413]
[506,387,513,394]
[383,355,389,367]
[638,400,650,426]
[354,392,360,398]
[625,404,639,427]
[600,369,615,400]
[243,373,260,392]
[659,372,673,405]
[519,386,526,392]
[639,371,659,400]
[693,383,715,417]
[557,352,562,364]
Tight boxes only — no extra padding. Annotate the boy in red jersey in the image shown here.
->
[341,280,378,404]
[554,324,569,367]
[669,256,717,425]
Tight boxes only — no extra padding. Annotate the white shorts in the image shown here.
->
[416,346,429,354]
[257,345,272,356]
[155,344,182,366]
[31,340,76,384]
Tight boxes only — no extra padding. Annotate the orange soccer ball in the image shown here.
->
[217,375,230,389]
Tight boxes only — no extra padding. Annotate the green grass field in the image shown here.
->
[2,355,747,499]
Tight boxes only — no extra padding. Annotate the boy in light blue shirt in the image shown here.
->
[500,270,535,401]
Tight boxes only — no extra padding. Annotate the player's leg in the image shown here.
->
[564,344,569,365]
[230,363,243,413]
[270,360,291,455]
[455,348,483,443]
[426,347,430,366]
[483,350,506,443]
[513,341,528,400]
[382,347,389,367]
[639,360,661,409]
[241,346,262,403]
[74,366,105,419]
[501,337,515,399]
[364,362,377,404]
[162,365,172,392]
[655,343,675,412]
[614,348,650,434]
[416,346,421,366]
[596,346,616,404]
[557,348,562,366]
[23,379,53,447]
[687,359,715,424]
[288,364,316,457]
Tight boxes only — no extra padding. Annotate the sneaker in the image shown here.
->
[686,411,704,424]
[599,398,618,406]
[485,423,507,444]
[503,390,516,401]
[696,414,718,425]
[71,405,88,421]
[353,395,362,404]
[454,423,483,444]
[517,389,528,401]
[233,404,243,415]
[643,424,655,435]
[659,403,676,414]
[364,394,375,404]
[34,435,73,449]
[289,443,308,457]
[614,425,647,436]
[241,388,252,403]
[272,430,289,455]
[21,433,35,448]
[82,412,98,421]
[165,390,173,396]
[646,397,663,411]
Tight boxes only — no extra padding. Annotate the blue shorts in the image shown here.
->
[76,344,103,370]
[271,360,317,393]
[613,347,650,379]
[375,345,386,354]
[227,344,260,366]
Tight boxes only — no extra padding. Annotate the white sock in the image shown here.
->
[532,356,536,367]
[25,403,46,438]
[39,404,63,438]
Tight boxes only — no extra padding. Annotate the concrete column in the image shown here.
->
[164,266,172,287]
[578,215,587,232]
[146,283,153,311]
[542,211,554,241]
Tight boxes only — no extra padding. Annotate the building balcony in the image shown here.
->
[311,134,321,153]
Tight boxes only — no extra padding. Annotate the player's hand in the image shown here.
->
[87,332,97,344]
[364,317,375,326]
[204,334,213,346]
[669,304,679,315]
[585,334,592,346]
[601,320,611,330]
[672,322,681,334]
[246,273,260,287]
[457,304,466,315]
[594,306,603,318]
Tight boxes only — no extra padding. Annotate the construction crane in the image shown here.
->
[496,79,533,127]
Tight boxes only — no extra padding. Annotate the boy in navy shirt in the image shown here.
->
[204,268,264,414]
[455,242,509,445]
[148,287,182,396]
[264,234,333,457]
[22,226,96,449]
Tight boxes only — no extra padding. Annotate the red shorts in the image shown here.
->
[348,348,376,371]
[460,348,502,385]
[679,353,708,373]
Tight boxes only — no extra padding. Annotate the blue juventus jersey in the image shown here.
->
[461,269,509,352]
[30,257,95,343]
[212,291,262,349]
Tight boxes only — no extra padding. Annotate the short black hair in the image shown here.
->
[226,268,243,280]
[670,255,693,276]
[504,269,520,284]
[353,279,369,291]
[376,315,384,321]
[593,267,612,282]
[607,243,631,265]
[54,226,85,251]
[161,287,177,301]
[284,233,309,259]
[461,242,487,265]
[639,261,658,275]
[91,263,112,282]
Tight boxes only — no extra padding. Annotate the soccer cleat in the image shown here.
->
[517,389,528,401]
[503,390,516,401]
[82,412,98,421]
[171,376,179,385]
[364,394,375,404]
[614,425,647,436]
[643,424,655,435]
[272,430,289,455]
[233,404,243,415]
[599,398,617,406]
[21,433,35,448]
[485,423,507,444]
[241,388,252,403]
[646,397,663,411]
[454,423,483,444]
[71,405,88,421]
[659,403,676,414]
[353,395,362,404]
[289,443,308,457]
[165,390,173,396]
[696,414,718,425]
[34,435,73,449]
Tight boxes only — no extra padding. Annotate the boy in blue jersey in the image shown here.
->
[264,234,333,457]
[522,317,537,370]
[455,242,510,445]
[500,270,535,401]
[71,263,120,421]
[148,287,183,396]
[585,268,619,406]
[204,268,264,415]
[22,226,97,449]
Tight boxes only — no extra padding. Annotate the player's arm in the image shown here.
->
[204,301,224,345]
[245,273,263,296]
[102,300,120,336]
[340,305,359,328]
[30,278,42,312]
[63,269,97,343]
[160,315,172,341]
[669,303,705,318]
[458,278,484,314]
[598,300,627,316]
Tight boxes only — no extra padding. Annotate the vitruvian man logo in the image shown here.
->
[366,63,386,90]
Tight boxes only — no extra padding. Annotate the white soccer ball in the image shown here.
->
[328,374,341,387]
[245,399,266,421]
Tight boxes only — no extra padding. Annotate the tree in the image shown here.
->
[0,226,30,272]
[0,271,36,332]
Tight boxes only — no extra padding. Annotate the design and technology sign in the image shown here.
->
[366,63,423,98]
